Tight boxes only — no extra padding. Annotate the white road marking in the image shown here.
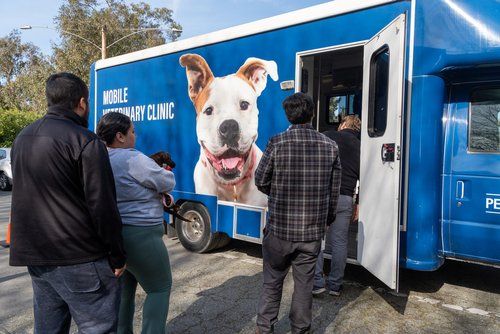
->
[241,258,262,266]
[414,296,440,305]
[466,308,490,316]
[442,304,464,311]
[217,253,239,259]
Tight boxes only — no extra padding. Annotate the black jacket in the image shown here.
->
[9,106,126,269]
[322,128,360,198]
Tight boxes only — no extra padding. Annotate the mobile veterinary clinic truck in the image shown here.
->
[89,0,500,290]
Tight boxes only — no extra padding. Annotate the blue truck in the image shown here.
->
[89,0,500,290]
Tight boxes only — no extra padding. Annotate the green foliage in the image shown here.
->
[0,109,41,147]
[54,0,182,82]
[0,0,180,119]
[0,31,54,113]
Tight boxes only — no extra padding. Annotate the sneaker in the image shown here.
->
[328,286,342,296]
[312,286,326,295]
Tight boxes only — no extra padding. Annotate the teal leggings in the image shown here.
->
[118,224,172,334]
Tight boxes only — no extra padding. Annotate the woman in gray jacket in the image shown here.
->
[97,112,175,334]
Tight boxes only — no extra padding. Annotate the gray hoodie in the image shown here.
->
[108,148,175,226]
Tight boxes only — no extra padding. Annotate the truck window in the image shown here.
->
[0,150,5,160]
[327,92,360,125]
[328,95,347,123]
[469,88,500,153]
[368,46,389,138]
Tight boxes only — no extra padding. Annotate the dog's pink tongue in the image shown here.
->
[221,157,240,170]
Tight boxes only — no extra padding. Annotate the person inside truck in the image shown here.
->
[97,112,175,334]
[312,115,361,296]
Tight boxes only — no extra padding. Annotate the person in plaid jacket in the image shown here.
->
[255,92,342,334]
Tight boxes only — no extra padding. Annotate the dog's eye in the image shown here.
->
[240,101,250,110]
[204,106,213,115]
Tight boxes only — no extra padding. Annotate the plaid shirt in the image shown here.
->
[255,123,342,241]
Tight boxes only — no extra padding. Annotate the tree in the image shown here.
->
[53,0,182,82]
[0,109,41,147]
[0,30,54,113]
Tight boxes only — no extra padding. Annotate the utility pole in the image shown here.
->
[101,25,107,59]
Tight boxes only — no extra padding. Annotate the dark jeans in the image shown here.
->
[257,229,321,334]
[314,195,353,291]
[28,257,121,334]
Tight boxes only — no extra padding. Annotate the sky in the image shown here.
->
[0,0,329,56]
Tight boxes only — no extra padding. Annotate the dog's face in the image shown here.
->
[180,54,278,184]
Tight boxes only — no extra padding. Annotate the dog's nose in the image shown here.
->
[219,119,240,146]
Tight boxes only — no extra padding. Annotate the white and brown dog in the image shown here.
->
[180,54,278,207]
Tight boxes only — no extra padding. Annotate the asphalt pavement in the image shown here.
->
[0,191,499,333]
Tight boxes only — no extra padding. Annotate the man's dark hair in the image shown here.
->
[282,92,315,124]
[96,112,132,146]
[45,72,89,110]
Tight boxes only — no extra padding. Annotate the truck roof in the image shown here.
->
[95,0,396,70]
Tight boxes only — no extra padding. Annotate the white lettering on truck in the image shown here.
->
[485,194,500,214]
[103,87,128,105]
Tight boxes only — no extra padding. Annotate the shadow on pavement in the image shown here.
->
[191,235,500,320]
[167,273,262,333]
[215,239,263,259]
[0,272,28,284]
[277,284,366,334]
[400,260,500,294]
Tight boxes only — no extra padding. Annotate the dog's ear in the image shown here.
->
[179,54,214,104]
[150,152,165,167]
[236,58,279,96]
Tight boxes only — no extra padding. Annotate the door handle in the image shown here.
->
[381,143,395,162]
[456,181,464,199]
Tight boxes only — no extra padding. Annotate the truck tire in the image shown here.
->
[176,202,228,253]
[0,173,11,191]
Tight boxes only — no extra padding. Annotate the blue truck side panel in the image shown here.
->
[405,0,500,268]
[404,75,445,270]
[88,0,500,271]
[89,1,409,242]
[236,210,262,239]
[217,204,234,236]
[441,82,500,263]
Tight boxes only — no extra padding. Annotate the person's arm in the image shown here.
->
[255,138,275,195]
[352,180,359,223]
[129,152,176,194]
[327,144,342,225]
[81,138,126,270]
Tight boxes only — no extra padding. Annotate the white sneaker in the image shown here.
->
[328,287,341,296]
[312,287,326,295]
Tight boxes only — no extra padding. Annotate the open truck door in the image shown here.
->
[358,14,406,290]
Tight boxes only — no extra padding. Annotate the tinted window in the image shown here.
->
[368,47,389,137]
[328,95,347,123]
[470,89,500,153]
[327,92,360,125]
[0,150,5,160]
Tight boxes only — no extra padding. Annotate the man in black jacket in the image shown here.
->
[10,73,126,333]
[312,115,360,297]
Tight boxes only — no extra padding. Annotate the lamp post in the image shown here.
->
[20,25,182,59]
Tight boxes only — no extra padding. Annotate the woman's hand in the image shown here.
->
[162,193,175,208]
[351,204,359,223]
[114,265,126,277]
